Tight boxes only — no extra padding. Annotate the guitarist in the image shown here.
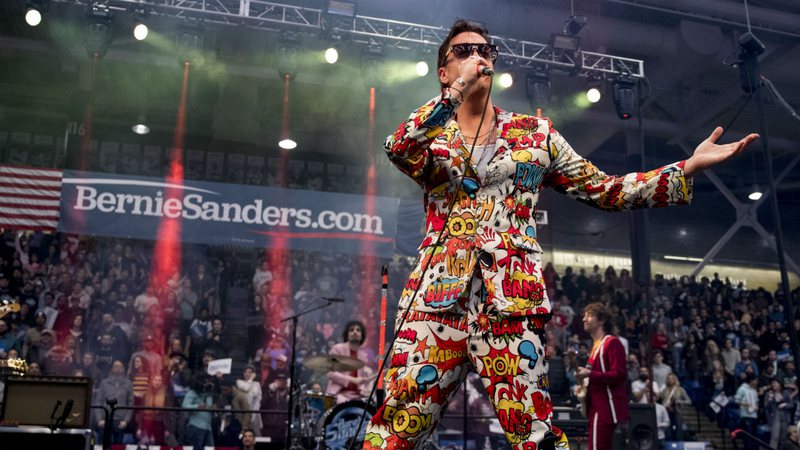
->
[576,303,628,450]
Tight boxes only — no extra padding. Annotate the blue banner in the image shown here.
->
[58,171,399,257]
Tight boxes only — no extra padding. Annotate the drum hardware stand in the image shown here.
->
[281,297,339,449]
[296,373,329,445]
[425,429,443,450]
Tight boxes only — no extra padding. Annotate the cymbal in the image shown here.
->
[303,354,365,372]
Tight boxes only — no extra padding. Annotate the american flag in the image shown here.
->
[0,165,63,231]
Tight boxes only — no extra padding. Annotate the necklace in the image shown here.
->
[461,128,493,140]
[458,113,497,140]
[471,133,492,148]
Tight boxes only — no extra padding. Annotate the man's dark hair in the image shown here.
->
[342,320,366,345]
[192,373,219,394]
[583,302,613,334]
[436,19,492,88]
[242,428,255,437]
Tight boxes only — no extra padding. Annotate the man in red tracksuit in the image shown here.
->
[577,303,629,450]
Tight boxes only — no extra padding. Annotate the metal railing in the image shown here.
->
[731,427,775,450]
[85,400,584,449]
[91,401,286,450]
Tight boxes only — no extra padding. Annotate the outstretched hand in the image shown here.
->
[684,127,759,177]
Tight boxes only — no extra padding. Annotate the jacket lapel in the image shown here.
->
[493,106,512,161]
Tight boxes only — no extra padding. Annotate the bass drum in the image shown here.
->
[302,390,336,435]
[316,400,376,450]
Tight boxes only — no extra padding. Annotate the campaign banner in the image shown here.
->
[58,171,399,257]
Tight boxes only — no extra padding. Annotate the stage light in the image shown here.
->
[25,8,41,26]
[176,19,203,64]
[737,32,765,93]
[748,185,763,201]
[277,34,301,78]
[131,124,150,135]
[499,73,513,88]
[612,75,637,119]
[550,33,581,53]
[586,87,601,103]
[324,0,357,35]
[279,139,297,150]
[24,0,47,27]
[326,0,357,17]
[563,15,587,37]
[86,2,113,59]
[324,47,339,64]
[133,22,148,41]
[416,61,429,77]
[132,115,150,135]
[548,31,582,76]
[526,70,550,107]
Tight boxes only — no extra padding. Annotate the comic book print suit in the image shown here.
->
[362,92,693,450]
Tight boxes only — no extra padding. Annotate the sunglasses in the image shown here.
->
[448,43,499,62]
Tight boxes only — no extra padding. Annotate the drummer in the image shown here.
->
[326,320,374,404]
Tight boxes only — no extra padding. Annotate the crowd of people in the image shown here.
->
[546,265,800,449]
[0,228,393,448]
[1,227,799,448]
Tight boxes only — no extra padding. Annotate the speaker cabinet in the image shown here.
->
[0,426,92,450]
[1,376,92,428]
[624,403,658,450]
[548,357,569,400]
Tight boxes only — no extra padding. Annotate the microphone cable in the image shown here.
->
[346,75,494,450]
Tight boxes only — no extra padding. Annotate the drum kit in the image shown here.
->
[291,354,376,450]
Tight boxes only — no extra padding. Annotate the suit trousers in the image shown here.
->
[363,276,569,450]
[588,411,617,450]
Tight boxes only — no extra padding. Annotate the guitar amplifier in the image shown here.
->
[0,426,92,450]
[552,406,587,435]
[1,376,92,428]
[552,406,589,450]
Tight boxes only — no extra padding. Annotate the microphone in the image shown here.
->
[322,297,345,303]
[479,66,494,76]
[50,400,62,420]
[59,400,74,425]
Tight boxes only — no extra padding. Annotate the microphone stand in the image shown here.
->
[280,297,338,449]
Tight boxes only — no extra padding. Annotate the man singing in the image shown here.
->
[364,18,757,450]
[327,320,374,403]
[577,303,628,450]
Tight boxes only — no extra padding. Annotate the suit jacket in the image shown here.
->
[385,94,692,316]
[587,335,629,425]
[325,342,373,397]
